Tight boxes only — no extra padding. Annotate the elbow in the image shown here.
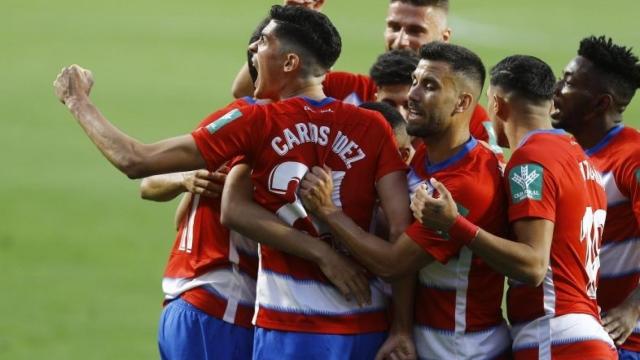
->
[119,156,148,179]
[519,264,547,287]
[139,179,153,200]
[220,202,239,229]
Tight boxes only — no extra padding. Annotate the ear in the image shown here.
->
[494,94,510,122]
[453,93,473,115]
[442,27,452,43]
[283,53,301,73]
[594,93,613,114]
[314,0,326,10]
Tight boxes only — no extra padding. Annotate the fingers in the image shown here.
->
[430,177,452,202]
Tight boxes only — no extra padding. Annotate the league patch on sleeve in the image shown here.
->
[509,163,543,203]
[636,168,640,183]
[206,109,242,134]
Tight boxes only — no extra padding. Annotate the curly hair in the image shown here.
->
[370,50,419,87]
[490,55,555,103]
[270,5,341,72]
[578,35,640,103]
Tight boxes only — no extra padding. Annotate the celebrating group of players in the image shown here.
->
[53,0,640,359]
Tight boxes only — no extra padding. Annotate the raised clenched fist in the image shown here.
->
[53,64,94,105]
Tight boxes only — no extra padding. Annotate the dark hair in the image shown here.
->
[419,42,486,95]
[490,55,555,103]
[269,5,341,72]
[578,35,640,103]
[390,0,449,12]
[360,102,406,130]
[247,17,271,84]
[370,50,419,87]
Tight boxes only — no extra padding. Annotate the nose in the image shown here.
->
[393,29,410,49]
[248,40,258,53]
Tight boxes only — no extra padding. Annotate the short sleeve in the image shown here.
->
[323,71,377,104]
[191,105,263,172]
[405,221,463,264]
[506,159,558,223]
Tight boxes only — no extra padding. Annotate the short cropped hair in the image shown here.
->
[270,5,341,72]
[490,55,555,103]
[578,35,640,104]
[359,102,406,130]
[370,50,420,87]
[419,42,486,95]
[390,0,449,12]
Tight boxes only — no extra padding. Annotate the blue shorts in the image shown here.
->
[620,348,640,360]
[158,297,254,360]
[252,327,387,360]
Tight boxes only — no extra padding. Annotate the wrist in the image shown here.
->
[448,215,480,246]
[309,238,332,265]
[319,204,340,222]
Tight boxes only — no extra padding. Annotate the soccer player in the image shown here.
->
[411,55,617,359]
[230,0,326,99]
[299,42,511,359]
[552,35,640,358]
[54,5,410,359]
[368,49,419,121]
[135,20,272,359]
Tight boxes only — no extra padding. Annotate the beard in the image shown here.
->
[406,111,445,138]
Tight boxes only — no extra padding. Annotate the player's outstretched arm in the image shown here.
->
[54,65,206,179]
[221,164,372,306]
[301,166,431,278]
[412,178,553,286]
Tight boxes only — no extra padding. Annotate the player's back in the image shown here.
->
[206,96,407,334]
[506,129,614,358]
[588,125,640,351]
[163,96,261,328]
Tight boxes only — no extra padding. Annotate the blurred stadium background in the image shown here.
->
[1,0,638,358]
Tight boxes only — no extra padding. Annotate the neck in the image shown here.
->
[280,75,326,100]
[506,105,554,151]
[570,114,621,149]
[423,121,471,165]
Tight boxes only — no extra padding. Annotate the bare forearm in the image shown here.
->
[323,210,399,277]
[390,275,416,333]
[67,97,150,177]
[140,172,189,201]
[469,229,546,286]
[66,98,204,178]
[223,203,331,262]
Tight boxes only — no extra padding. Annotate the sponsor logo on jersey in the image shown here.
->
[509,163,543,203]
[206,109,242,134]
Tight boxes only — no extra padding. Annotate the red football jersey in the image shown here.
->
[162,96,260,328]
[404,139,510,358]
[322,71,377,105]
[505,130,615,359]
[588,125,640,352]
[192,96,407,334]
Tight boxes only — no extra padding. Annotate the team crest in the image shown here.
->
[509,163,543,203]
[206,109,242,134]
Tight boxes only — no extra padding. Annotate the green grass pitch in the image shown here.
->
[1,0,638,358]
